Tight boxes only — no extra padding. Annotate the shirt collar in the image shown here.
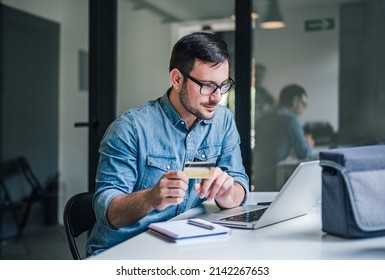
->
[277,105,295,117]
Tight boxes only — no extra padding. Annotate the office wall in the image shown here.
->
[3,0,89,222]
[2,5,59,236]
[116,0,172,115]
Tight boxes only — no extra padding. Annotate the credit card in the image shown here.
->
[183,162,215,179]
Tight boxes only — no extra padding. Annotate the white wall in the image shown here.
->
[3,0,89,223]
[116,0,172,115]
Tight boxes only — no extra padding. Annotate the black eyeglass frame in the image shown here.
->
[178,69,235,96]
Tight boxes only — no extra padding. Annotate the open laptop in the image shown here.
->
[194,160,322,229]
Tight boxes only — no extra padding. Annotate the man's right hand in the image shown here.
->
[107,170,188,228]
[148,170,189,211]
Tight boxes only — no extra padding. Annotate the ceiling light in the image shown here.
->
[260,0,286,29]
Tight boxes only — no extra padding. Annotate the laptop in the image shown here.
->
[194,160,322,229]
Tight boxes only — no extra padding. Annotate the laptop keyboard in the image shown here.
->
[219,207,268,222]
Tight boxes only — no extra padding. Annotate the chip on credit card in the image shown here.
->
[183,162,215,179]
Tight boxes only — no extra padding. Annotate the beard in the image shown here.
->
[179,83,218,120]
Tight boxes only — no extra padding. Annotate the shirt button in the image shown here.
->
[167,165,170,170]
[181,121,185,125]
[201,154,205,159]
[188,134,191,138]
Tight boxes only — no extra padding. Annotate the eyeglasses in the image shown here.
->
[179,69,235,96]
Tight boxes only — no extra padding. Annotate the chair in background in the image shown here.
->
[0,158,28,241]
[0,156,57,243]
[63,192,96,260]
[17,156,58,225]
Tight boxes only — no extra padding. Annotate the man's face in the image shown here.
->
[178,61,229,120]
[292,94,308,115]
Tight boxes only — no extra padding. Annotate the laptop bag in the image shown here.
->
[319,144,385,238]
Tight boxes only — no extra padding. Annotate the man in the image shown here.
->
[252,84,314,191]
[86,32,249,256]
[254,63,275,120]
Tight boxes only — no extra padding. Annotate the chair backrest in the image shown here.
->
[0,157,35,238]
[63,192,96,260]
[0,158,24,199]
[0,158,20,180]
[0,156,45,200]
[17,156,44,193]
[1,156,58,234]
[0,158,20,199]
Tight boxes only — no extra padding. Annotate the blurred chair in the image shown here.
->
[63,192,96,260]
[17,157,58,225]
[0,156,57,242]
[0,158,27,240]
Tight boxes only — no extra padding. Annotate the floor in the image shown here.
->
[0,224,87,260]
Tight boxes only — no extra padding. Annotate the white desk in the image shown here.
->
[89,193,385,260]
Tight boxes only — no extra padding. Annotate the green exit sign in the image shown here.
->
[305,18,335,32]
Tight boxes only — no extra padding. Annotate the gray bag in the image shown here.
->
[319,145,385,238]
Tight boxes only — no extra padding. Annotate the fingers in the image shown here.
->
[194,167,234,200]
[165,170,189,184]
[151,170,189,210]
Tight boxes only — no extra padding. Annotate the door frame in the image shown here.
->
[88,0,117,192]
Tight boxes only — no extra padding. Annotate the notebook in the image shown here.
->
[194,160,322,229]
[148,218,231,243]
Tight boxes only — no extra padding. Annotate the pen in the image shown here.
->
[187,219,214,230]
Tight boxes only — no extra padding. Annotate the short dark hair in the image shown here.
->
[278,84,307,107]
[169,32,230,73]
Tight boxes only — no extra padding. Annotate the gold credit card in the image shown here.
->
[184,162,215,179]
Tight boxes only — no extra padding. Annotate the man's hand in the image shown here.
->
[107,170,188,228]
[193,167,245,209]
[305,133,315,148]
[149,170,189,210]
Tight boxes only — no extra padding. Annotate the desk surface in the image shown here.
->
[89,192,385,260]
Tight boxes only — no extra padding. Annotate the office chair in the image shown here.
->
[1,157,46,240]
[0,158,27,240]
[17,156,58,226]
[63,192,96,260]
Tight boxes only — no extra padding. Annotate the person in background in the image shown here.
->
[86,32,249,256]
[253,84,314,191]
[254,63,276,121]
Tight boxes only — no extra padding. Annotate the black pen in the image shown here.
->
[187,219,214,230]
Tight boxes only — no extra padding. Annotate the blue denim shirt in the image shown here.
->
[253,106,312,190]
[86,91,249,256]
[257,106,312,161]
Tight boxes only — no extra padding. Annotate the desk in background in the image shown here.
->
[89,192,385,260]
[275,146,329,191]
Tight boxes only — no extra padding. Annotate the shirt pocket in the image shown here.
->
[141,155,177,190]
[194,144,222,163]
